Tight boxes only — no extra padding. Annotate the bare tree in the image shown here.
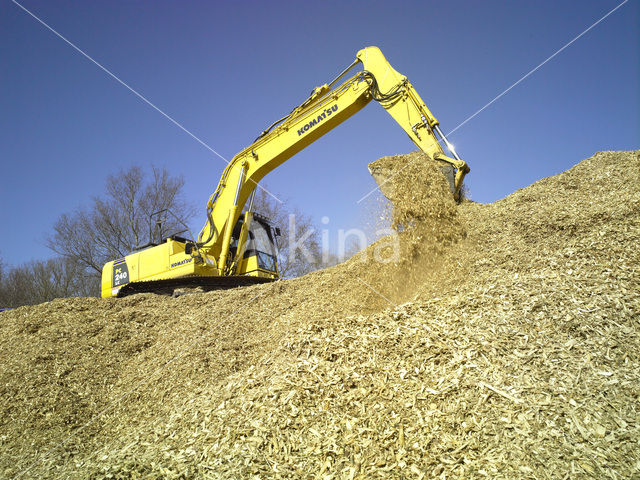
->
[47,166,196,290]
[0,257,92,308]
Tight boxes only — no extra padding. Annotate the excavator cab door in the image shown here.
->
[231,215,279,277]
[245,218,279,275]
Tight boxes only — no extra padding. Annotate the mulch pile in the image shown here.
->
[0,150,638,479]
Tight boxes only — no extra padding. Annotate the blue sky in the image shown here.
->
[1,0,638,266]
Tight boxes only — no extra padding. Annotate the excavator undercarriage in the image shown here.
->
[115,274,274,298]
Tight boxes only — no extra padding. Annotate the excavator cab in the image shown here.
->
[229,213,279,277]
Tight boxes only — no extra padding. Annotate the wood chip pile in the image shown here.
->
[0,150,638,479]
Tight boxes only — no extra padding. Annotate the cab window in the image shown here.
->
[246,221,277,272]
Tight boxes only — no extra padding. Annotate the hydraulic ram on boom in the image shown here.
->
[101,46,469,298]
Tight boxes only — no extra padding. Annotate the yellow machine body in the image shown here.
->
[101,46,469,298]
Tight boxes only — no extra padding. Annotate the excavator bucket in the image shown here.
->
[368,158,458,203]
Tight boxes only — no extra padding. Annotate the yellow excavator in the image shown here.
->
[101,46,469,298]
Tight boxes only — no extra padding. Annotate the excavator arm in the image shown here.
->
[197,46,469,273]
[355,47,469,187]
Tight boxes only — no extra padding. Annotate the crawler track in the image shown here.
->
[116,275,275,297]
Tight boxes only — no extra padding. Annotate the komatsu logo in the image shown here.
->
[297,104,338,136]
[171,258,193,268]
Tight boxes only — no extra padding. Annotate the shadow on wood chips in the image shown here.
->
[0,150,638,479]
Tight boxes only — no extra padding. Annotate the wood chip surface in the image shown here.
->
[0,150,638,479]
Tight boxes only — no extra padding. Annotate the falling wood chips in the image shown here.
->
[0,150,639,479]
